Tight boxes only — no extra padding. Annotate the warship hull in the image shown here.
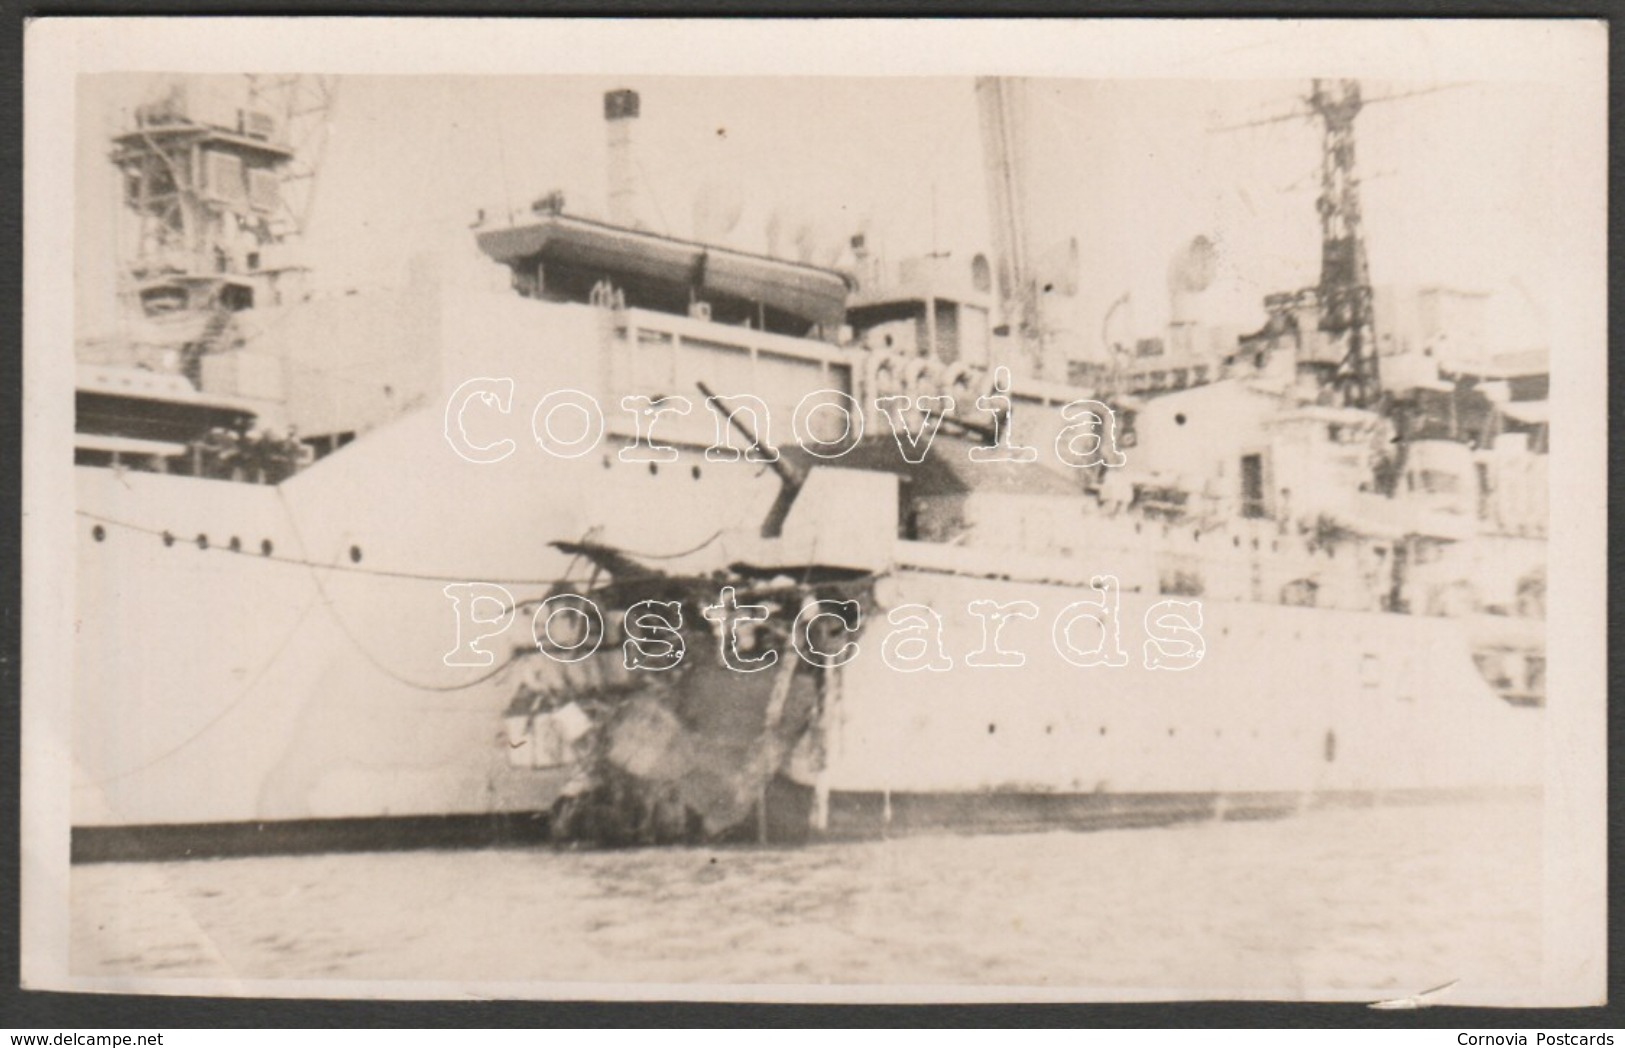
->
[72,412,1542,853]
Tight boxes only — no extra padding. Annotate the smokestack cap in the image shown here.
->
[605,89,641,121]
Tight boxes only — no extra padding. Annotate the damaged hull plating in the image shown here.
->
[504,519,1542,846]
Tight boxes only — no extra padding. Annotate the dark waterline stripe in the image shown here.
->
[70,785,1540,864]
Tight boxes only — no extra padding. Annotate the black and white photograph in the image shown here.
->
[19,18,1607,1006]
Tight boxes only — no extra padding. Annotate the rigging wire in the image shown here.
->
[78,507,726,580]
[484,80,517,224]
[270,485,527,694]
[76,499,875,703]
[78,503,876,590]
[596,529,723,561]
[78,507,626,588]
[89,592,323,785]
[77,503,881,783]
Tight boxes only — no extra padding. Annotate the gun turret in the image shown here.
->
[696,381,806,538]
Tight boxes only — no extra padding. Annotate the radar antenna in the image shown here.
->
[113,73,337,281]
[1307,79,1379,409]
[1212,79,1467,409]
[245,74,340,241]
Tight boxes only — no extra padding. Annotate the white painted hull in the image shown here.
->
[72,402,784,828]
[813,571,1542,800]
[71,290,1543,835]
[75,440,1541,833]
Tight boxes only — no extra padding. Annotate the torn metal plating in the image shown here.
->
[503,551,869,845]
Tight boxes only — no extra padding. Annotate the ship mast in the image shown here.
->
[974,77,1039,378]
[245,74,340,242]
[975,77,1085,384]
[111,75,335,287]
[1213,78,1466,409]
[1307,79,1380,409]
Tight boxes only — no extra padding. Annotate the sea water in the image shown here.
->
[70,800,1541,1000]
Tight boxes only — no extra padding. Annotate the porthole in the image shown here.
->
[602,454,613,470]
[1167,727,1177,737]
[228,536,241,552]
[261,539,274,556]
[987,723,997,735]
[692,465,702,480]
[349,545,363,564]
[1098,726,1108,736]
[648,462,659,476]
[1175,413,1187,426]
[162,531,175,547]
[196,534,209,550]
[91,525,106,542]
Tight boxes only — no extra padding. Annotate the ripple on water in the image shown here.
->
[69,801,1542,998]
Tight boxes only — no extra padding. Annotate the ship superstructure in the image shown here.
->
[483,81,1545,843]
[71,78,1545,854]
[76,75,428,479]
